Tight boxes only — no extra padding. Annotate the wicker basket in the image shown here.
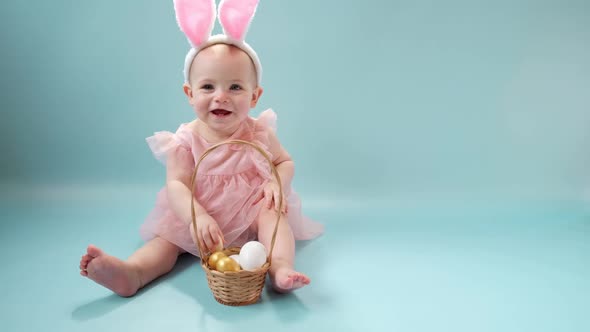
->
[189,139,282,306]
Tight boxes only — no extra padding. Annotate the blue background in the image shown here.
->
[2,0,589,201]
[1,1,589,331]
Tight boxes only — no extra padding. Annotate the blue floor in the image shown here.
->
[1,186,589,332]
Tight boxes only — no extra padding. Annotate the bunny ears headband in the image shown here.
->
[174,0,262,85]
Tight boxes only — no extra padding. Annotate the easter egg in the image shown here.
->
[229,254,241,267]
[216,256,241,272]
[207,251,227,269]
[239,241,267,271]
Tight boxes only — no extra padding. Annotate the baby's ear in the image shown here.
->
[183,83,197,106]
[183,83,193,98]
[250,86,263,107]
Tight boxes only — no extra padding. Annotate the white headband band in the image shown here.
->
[174,0,262,85]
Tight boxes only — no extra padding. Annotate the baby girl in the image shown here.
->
[79,0,323,297]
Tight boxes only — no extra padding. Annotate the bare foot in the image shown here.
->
[270,266,310,293]
[79,245,141,297]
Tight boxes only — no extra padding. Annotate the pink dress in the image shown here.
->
[140,109,324,256]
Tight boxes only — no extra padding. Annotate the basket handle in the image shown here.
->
[189,139,283,267]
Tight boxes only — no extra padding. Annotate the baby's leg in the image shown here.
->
[256,208,310,293]
[79,237,182,297]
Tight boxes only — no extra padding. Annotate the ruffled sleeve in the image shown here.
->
[146,124,191,165]
[256,108,277,133]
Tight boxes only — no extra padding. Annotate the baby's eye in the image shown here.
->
[201,84,214,90]
[230,84,242,91]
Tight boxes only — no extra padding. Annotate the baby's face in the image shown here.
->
[186,44,261,135]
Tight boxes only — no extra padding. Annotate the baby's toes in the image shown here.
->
[79,255,92,275]
[80,255,90,267]
[79,262,89,276]
[294,273,310,284]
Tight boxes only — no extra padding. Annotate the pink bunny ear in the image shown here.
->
[174,0,216,47]
[218,0,259,41]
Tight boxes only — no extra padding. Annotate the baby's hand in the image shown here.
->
[190,214,224,253]
[263,180,287,214]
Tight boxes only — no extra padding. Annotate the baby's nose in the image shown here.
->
[214,91,229,103]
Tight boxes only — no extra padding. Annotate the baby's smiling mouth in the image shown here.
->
[211,109,232,116]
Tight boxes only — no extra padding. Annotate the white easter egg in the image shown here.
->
[239,241,267,271]
[229,254,241,267]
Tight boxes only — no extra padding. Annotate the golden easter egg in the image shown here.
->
[207,251,227,269]
[216,256,241,272]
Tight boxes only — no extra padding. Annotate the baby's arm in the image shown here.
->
[265,131,295,210]
[166,146,223,252]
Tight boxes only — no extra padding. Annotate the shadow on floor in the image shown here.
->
[172,254,313,324]
[71,251,197,321]
[71,249,314,323]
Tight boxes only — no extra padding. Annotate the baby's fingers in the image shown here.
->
[212,228,224,251]
[201,228,216,252]
[264,188,273,209]
[191,223,209,249]
[273,190,281,211]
